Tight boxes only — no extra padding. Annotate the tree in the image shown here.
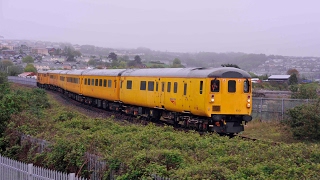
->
[134,55,142,64]
[22,56,34,63]
[0,60,14,72]
[108,52,118,61]
[284,99,320,140]
[171,58,184,68]
[288,74,298,85]
[88,59,97,66]
[221,64,240,69]
[8,65,23,76]
[24,64,37,73]
[291,83,318,99]
[287,68,299,78]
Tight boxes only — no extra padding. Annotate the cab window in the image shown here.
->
[228,80,236,92]
[211,80,220,92]
[244,79,250,93]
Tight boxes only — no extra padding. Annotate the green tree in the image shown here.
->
[8,65,23,76]
[288,74,298,85]
[171,58,184,68]
[24,64,37,73]
[291,84,318,99]
[134,55,142,64]
[108,52,118,61]
[221,64,240,69]
[284,99,320,140]
[88,59,97,66]
[0,60,14,72]
[22,56,34,63]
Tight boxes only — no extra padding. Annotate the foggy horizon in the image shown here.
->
[1,0,320,57]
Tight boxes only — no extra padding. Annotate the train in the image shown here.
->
[37,67,253,134]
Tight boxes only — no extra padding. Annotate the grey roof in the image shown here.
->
[37,70,52,73]
[81,69,127,76]
[121,67,251,78]
[268,75,290,79]
[41,67,251,78]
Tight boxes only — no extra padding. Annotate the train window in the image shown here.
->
[88,79,91,85]
[244,79,250,93]
[211,80,220,92]
[228,80,236,92]
[174,82,178,93]
[50,75,53,79]
[161,82,165,92]
[167,82,171,92]
[99,79,102,86]
[148,81,154,91]
[200,81,203,94]
[103,80,107,87]
[140,81,146,90]
[95,79,99,86]
[156,82,158,91]
[91,79,94,86]
[84,78,87,85]
[127,80,132,89]
[108,80,112,87]
[184,83,187,95]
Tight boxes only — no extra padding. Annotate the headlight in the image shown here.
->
[247,103,251,108]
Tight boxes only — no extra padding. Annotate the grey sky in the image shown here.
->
[1,0,320,56]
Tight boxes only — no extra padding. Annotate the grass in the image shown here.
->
[5,84,320,179]
[241,119,299,143]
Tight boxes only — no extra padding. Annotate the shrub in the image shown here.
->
[283,99,320,140]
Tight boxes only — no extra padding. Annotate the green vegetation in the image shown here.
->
[290,83,318,99]
[0,84,318,179]
[283,99,320,141]
[22,55,34,63]
[24,63,37,73]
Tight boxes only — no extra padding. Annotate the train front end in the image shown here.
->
[206,68,253,134]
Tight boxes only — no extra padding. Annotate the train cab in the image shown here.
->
[205,68,253,133]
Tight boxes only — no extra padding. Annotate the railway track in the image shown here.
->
[14,82,279,144]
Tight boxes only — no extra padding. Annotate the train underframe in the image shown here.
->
[38,83,249,134]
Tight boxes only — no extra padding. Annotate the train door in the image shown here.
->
[159,81,165,108]
[154,80,159,107]
[182,81,189,111]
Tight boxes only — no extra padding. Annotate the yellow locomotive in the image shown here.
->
[37,67,252,134]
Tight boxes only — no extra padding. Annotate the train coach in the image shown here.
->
[37,67,252,134]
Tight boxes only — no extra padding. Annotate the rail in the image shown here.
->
[8,76,314,121]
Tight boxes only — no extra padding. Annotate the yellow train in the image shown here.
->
[37,67,252,134]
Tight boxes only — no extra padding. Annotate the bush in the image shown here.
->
[283,99,320,140]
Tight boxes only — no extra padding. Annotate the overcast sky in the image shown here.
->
[1,0,320,56]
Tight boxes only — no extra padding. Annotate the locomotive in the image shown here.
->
[37,67,252,134]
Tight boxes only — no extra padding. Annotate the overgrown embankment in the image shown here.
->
[1,81,320,179]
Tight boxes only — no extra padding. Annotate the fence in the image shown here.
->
[0,154,86,180]
[8,76,37,86]
[251,98,314,121]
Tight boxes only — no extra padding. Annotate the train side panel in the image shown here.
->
[81,75,121,101]
[65,75,81,95]
[120,76,158,108]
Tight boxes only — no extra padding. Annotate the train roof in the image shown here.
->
[121,67,251,78]
[81,69,127,76]
[37,70,52,74]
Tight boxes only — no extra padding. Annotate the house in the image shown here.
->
[18,72,36,78]
[32,48,49,56]
[268,75,290,82]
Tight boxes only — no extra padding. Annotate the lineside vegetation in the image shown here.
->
[0,81,320,179]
